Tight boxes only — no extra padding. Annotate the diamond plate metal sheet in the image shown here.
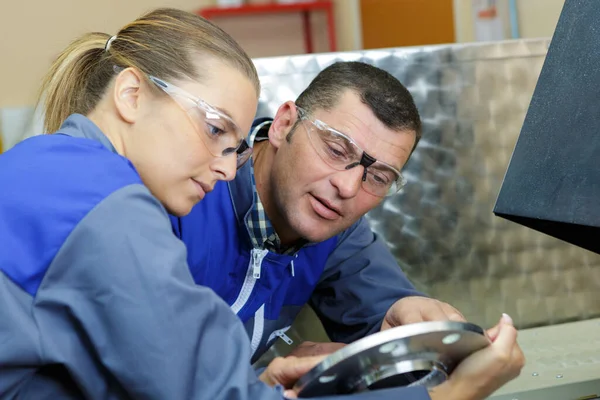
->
[252,39,600,332]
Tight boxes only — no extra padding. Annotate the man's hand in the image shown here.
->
[428,314,525,400]
[381,296,466,331]
[259,355,326,398]
[286,341,347,358]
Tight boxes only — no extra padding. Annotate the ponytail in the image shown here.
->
[38,33,112,133]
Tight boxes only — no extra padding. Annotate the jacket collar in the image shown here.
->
[227,118,273,225]
[57,113,117,154]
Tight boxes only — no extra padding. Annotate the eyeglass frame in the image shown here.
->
[295,105,407,197]
[113,66,252,169]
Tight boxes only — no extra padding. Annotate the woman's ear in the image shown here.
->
[112,67,146,124]
[268,101,298,149]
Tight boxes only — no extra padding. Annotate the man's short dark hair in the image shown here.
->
[294,61,422,150]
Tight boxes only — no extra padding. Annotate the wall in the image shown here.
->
[0,0,568,147]
[515,0,565,38]
[1,0,567,108]
[0,0,360,108]
[360,0,455,49]
[0,0,204,107]
[207,0,361,58]
[454,0,566,42]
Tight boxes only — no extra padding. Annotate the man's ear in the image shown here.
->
[269,100,298,149]
[112,67,146,124]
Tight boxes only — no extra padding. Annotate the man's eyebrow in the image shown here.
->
[331,123,404,171]
[370,162,400,174]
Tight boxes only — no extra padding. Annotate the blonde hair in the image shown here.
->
[39,8,260,133]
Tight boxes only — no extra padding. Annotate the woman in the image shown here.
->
[0,8,322,400]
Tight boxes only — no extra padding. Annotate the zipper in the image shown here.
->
[289,253,299,277]
[268,326,294,346]
[252,248,266,279]
[276,331,294,345]
[230,248,268,315]
[250,305,265,357]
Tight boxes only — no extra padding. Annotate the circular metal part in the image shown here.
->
[294,321,489,397]
[360,359,448,391]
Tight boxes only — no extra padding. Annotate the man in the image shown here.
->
[171,61,490,361]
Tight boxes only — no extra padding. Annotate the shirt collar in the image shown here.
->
[246,122,276,249]
[246,121,307,254]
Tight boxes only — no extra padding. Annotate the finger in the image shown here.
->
[279,356,330,397]
[289,355,327,377]
[391,308,425,325]
[486,322,501,342]
[418,301,449,322]
[441,303,467,322]
[287,342,317,358]
[509,340,526,374]
[276,355,327,388]
[497,338,525,383]
[261,357,287,387]
[288,342,344,358]
[492,314,518,352]
[308,342,346,356]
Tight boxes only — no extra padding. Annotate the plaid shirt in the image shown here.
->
[246,121,304,255]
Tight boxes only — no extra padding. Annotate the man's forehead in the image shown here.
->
[312,106,414,170]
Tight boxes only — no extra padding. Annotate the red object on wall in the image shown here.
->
[197,1,337,53]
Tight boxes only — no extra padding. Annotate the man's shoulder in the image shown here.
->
[298,219,369,263]
[336,217,373,243]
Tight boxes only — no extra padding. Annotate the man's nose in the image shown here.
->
[330,166,363,198]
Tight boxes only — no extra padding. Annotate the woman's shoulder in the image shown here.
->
[0,133,148,237]
[1,133,142,200]
[0,134,155,296]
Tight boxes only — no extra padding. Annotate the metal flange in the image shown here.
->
[294,321,490,397]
